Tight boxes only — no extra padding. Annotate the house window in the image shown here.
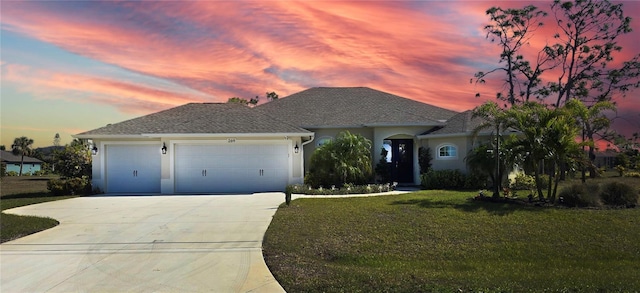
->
[316,136,333,147]
[437,144,457,159]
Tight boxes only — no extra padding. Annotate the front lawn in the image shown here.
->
[263,190,640,292]
[1,176,76,243]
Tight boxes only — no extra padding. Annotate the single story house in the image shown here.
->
[0,150,43,175]
[75,87,489,194]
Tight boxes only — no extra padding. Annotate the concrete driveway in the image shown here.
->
[0,193,286,292]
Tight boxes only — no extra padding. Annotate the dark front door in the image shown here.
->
[391,139,414,183]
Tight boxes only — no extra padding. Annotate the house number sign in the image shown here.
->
[227,138,236,143]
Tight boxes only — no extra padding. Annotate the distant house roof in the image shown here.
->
[257,87,458,128]
[419,110,485,137]
[76,103,311,137]
[0,150,43,164]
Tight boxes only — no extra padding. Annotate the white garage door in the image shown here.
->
[175,143,289,193]
[106,144,161,193]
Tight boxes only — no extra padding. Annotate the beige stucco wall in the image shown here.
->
[418,134,492,174]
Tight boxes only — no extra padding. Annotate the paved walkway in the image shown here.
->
[0,193,286,292]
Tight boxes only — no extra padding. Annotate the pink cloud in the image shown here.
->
[2,63,211,114]
[1,0,638,120]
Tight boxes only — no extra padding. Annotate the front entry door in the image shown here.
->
[391,139,414,183]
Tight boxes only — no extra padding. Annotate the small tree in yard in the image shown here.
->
[306,131,372,188]
[54,142,91,179]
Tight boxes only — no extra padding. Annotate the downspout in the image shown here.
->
[299,135,315,183]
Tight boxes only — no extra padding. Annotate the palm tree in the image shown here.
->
[11,136,34,176]
[332,131,372,185]
[307,131,372,187]
[472,101,510,197]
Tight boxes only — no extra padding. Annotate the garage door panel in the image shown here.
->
[106,144,161,193]
[175,143,289,193]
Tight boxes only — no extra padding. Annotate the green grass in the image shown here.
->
[263,190,640,292]
[1,176,75,243]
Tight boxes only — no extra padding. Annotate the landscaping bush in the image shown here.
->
[33,170,47,176]
[463,172,489,189]
[421,169,466,189]
[599,181,638,207]
[47,177,91,196]
[305,131,372,188]
[625,171,640,178]
[6,171,19,176]
[374,148,391,183]
[510,173,536,190]
[418,146,432,173]
[286,183,394,195]
[615,165,626,177]
[558,183,601,208]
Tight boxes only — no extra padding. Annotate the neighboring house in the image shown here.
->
[0,150,43,174]
[75,87,491,194]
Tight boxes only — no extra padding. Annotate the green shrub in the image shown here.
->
[6,171,18,176]
[305,131,372,188]
[418,146,432,174]
[615,165,626,177]
[33,170,47,176]
[558,183,601,208]
[287,183,394,195]
[463,172,489,189]
[375,148,391,183]
[47,179,67,196]
[624,171,640,178]
[421,169,466,190]
[285,185,294,205]
[510,173,536,190]
[600,182,638,207]
[47,177,91,196]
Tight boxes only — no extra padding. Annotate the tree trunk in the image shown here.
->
[533,162,544,201]
[19,153,24,176]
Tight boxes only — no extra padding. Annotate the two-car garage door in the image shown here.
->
[174,143,289,193]
[104,142,290,194]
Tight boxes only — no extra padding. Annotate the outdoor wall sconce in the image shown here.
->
[294,143,299,154]
[91,145,98,156]
[161,143,167,155]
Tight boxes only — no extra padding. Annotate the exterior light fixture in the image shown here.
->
[91,145,98,156]
[161,143,167,155]
[294,143,299,154]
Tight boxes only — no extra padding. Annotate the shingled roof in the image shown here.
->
[418,110,493,137]
[0,150,43,164]
[76,103,311,137]
[257,87,458,128]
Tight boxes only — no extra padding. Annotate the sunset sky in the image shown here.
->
[2,1,639,148]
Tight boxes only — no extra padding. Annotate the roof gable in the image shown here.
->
[77,103,311,136]
[257,87,458,127]
[421,110,484,136]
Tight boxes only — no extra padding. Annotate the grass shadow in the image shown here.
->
[1,192,55,200]
[391,197,544,216]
